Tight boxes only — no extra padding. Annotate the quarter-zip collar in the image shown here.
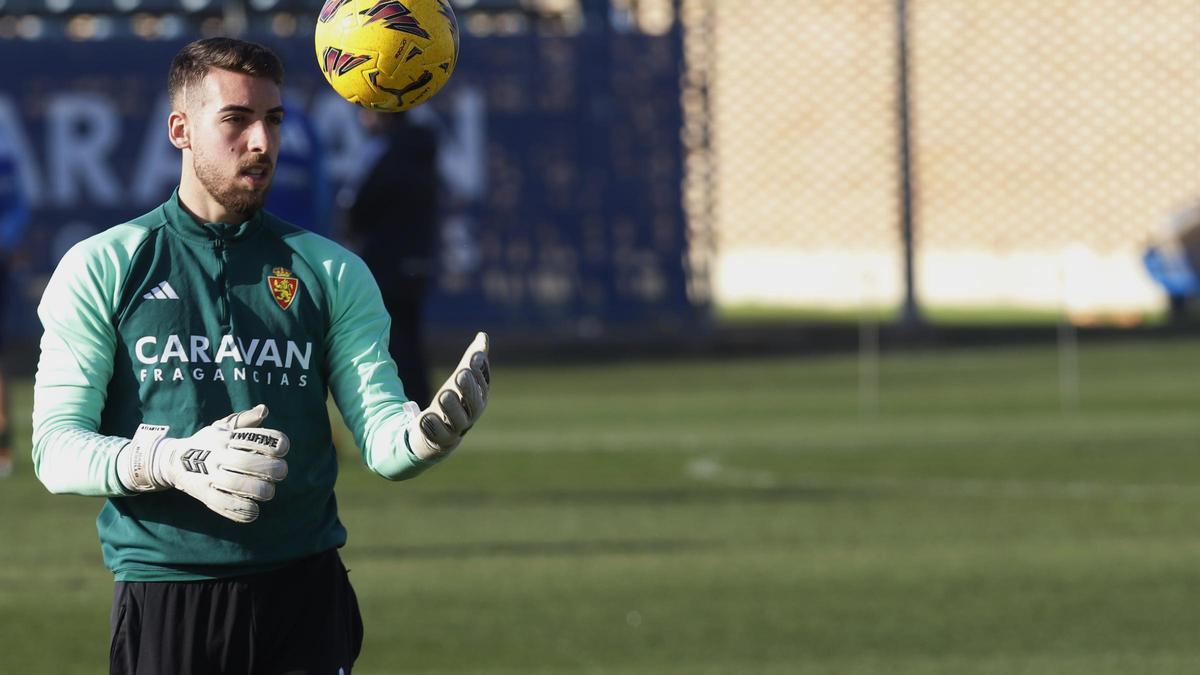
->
[162,188,263,245]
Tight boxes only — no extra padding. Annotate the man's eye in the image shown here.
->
[268,116,283,126]
[223,116,243,124]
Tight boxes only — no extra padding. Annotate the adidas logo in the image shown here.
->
[143,281,179,300]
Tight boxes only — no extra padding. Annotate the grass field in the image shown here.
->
[4,337,1200,674]
[715,304,1167,327]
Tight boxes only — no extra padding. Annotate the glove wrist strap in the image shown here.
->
[118,424,171,492]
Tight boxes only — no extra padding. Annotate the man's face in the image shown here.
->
[185,68,283,220]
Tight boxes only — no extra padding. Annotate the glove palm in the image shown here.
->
[407,332,491,460]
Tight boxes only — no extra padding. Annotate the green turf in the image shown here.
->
[716,303,1169,327]
[4,337,1200,673]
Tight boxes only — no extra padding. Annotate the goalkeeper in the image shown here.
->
[31,38,489,675]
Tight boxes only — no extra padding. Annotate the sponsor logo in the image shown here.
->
[134,334,313,389]
[371,69,434,107]
[143,280,179,300]
[231,430,280,449]
[267,266,300,311]
[180,449,210,474]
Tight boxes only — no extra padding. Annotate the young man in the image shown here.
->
[31,38,490,674]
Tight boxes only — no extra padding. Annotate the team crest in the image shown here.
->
[267,267,300,311]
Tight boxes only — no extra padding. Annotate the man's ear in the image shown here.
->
[168,110,189,150]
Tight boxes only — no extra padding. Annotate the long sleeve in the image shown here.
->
[306,238,435,480]
[32,225,146,496]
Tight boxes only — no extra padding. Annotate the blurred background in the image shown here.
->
[3,2,1200,674]
[0,0,1199,344]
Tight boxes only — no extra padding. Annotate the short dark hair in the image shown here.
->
[168,37,284,107]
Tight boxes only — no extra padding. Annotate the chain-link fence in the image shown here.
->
[682,0,1200,318]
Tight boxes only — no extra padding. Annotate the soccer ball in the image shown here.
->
[315,0,460,112]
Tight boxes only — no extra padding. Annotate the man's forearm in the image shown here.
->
[32,424,132,497]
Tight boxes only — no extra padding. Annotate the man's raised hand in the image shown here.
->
[406,332,490,461]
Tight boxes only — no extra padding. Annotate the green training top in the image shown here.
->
[32,190,438,581]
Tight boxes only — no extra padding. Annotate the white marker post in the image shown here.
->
[859,270,881,417]
[1058,247,1083,414]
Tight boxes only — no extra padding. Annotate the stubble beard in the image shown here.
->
[192,150,271,222]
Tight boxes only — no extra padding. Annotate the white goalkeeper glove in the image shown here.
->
[406,332,491,461]
[116,404,290,523]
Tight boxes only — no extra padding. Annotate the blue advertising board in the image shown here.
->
[0,26,695,341]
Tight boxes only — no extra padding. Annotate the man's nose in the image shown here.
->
[246,120,274,155]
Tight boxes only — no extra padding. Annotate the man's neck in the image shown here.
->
[177,173,248,225]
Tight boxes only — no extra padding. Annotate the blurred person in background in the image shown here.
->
[31,37,489,673]
[0,125,29,478]
[343,109,440,408]
[265,95,333,237]
[1143,201,1200,323]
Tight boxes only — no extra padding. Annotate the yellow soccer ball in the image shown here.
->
[315,0,460,112]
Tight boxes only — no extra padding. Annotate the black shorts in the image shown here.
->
[109,548,363,675]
